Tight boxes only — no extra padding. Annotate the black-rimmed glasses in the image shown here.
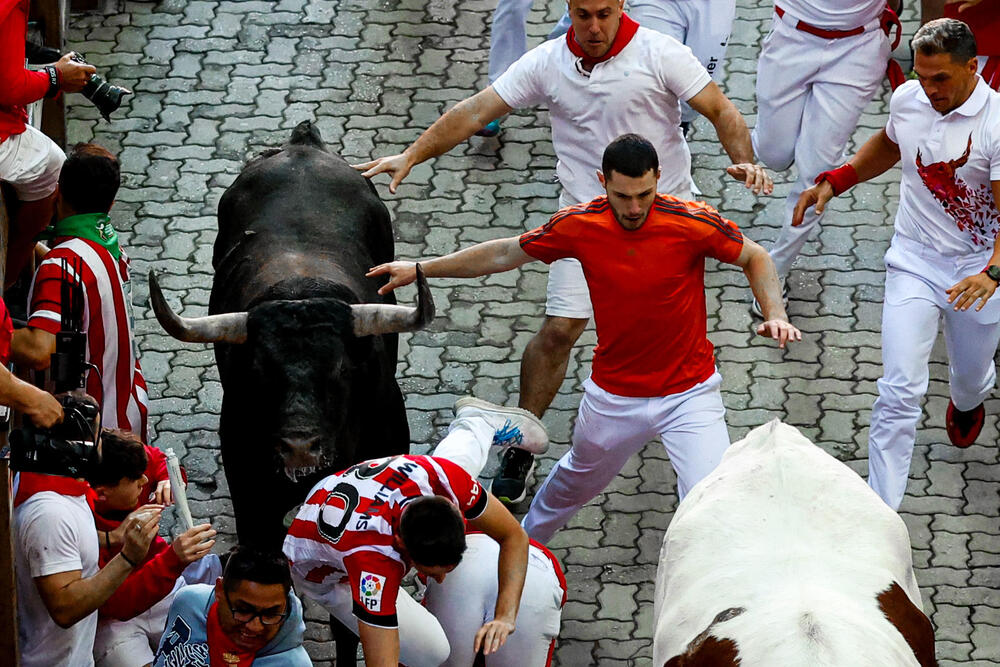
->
[223,590,289,626]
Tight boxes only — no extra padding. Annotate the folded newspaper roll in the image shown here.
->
[165,448,194,532]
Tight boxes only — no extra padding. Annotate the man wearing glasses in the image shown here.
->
[153,546,310,667]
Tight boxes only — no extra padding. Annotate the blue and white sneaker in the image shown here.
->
[453,397,548,454]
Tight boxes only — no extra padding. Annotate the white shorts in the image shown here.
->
[423,534,564,667]
[94,579,182,667]
[0,125,64,201]
[545,188,692,319]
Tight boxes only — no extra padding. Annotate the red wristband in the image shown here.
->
[815,164,859,196]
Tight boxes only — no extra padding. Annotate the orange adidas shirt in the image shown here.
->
[520,195,743,398]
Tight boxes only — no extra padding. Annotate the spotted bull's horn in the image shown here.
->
[148,271,248,344]
[351,263,435,337]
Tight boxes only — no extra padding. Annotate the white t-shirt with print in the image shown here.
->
[491,25,711,203]
[887,77,1000,256]
[14,491,100,667]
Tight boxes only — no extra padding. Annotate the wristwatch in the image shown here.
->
[985,265,1000,283]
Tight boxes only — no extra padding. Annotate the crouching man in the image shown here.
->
[283,397,548,666]
[88,429,219,667]
[153,546,311,666]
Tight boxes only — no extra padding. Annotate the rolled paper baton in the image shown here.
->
[165,448,194,532]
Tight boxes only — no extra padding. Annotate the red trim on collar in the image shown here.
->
[13,472,93,509]
[566,13,639,69]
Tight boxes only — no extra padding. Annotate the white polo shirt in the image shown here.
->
[491,26,711,204]
[886,77,1000,256]
[14,491,100,667]
[776,0,884,30]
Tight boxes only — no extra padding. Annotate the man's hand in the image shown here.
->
[366,261,418,295]
[755,319,802,349]
[945,0,982,11]
[154,479,176,506]
[109,504,164,548]
[119,506,163,565]
[474,618,515,656]
[171,523,217,565]
[23,389,64,428]
[726,163,773,195]
[792,181,835,226]
[54,53,95,93]
[352,153,415,194]
[946,272,997,311]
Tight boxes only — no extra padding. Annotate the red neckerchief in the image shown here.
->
[13,472,94,509]
[206,601,261,667]
[566,13,639,69]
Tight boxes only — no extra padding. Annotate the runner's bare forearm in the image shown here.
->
[710,102,755,165]
[848,129,901,183]
[493,530,529,625]
[404,88,513,165]
[421,238,533,279]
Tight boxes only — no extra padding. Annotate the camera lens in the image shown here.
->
[81,73,131,121]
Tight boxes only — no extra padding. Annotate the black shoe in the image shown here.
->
[491,448,535,505]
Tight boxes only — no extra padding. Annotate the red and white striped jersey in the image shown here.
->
[27,237,149,441]
[283,455,488,628]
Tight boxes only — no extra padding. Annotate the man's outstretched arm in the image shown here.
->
[367,237,534,294]
[793,129,902,226]
[732,237,802,348]
[353,88,513,193]
[687,82,773,195]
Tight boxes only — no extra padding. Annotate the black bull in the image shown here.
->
[149,121,433,549]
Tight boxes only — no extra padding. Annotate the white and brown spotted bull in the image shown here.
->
[654,420,936,667]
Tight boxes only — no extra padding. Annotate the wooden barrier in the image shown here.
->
[30,0,70,148]
[0,184,15,665]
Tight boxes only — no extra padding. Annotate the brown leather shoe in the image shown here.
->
[945,400,985,448]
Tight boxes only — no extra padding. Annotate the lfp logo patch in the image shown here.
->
[359,571,386,611]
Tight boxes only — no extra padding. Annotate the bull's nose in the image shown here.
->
[279,436,322,468]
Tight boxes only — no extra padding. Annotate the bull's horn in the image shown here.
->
[351,263,435,337]
[148,271,248,344]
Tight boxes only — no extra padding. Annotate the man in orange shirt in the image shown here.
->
[368,134,800,543]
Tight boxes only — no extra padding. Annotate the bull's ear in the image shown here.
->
[148,270,249,344]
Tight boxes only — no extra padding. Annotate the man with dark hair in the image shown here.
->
[0,0,95,283]
[153,546,311,667]
[794,18,1000,510]
[88,429,218,667]
[369,134,800,543]
[12,142,149,441]
[284,397,545,666]
[355,0,772,504]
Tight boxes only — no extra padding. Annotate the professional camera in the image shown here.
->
[69,52,131,121]
[9,258,102,478]
[9,391,101,479]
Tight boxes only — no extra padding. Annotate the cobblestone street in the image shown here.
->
[63,0,1000,664]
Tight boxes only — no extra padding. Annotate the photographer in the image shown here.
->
[0,293,62,426]
[89,429,218,667]
[11,142,148,441]
[11,399,163,667]
[0,0,95,284]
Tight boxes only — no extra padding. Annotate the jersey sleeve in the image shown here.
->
[519,210,578,264]
[685,200,744,263]
[343,551,406,629]
[490,44,549,109]
[654,35,712,103]
[884,81,914,145]
[428,457,488,520]
[26,252,76,335]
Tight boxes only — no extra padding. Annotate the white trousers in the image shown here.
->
[293,413,498,667]
[0,124,65,201]
[868,236,1000,510]
[523,372,730,543]
[424,534,564,667]
[94,580,182,667]
[752,10,889,278]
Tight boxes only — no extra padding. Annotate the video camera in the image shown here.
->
[9,258,102,479]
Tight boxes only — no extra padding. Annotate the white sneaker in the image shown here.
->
[453,397,549,454]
